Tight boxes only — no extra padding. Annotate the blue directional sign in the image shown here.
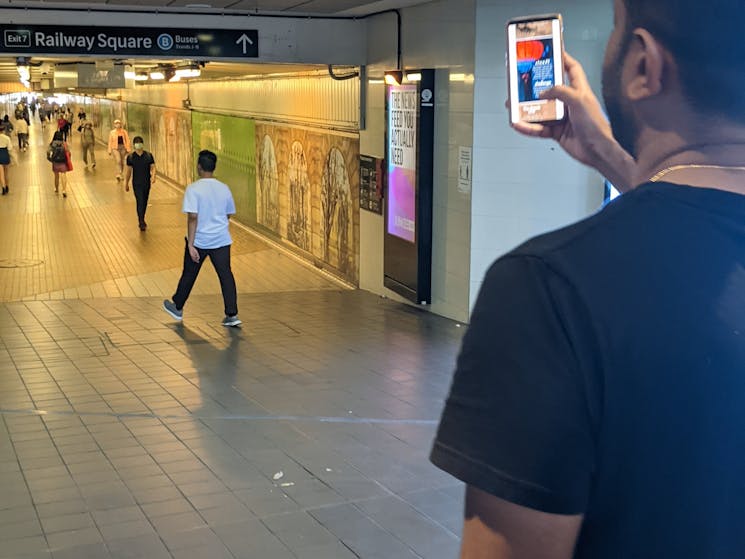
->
[0,25,258,58]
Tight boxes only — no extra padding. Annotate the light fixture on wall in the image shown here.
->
[384,70,403,86]
[405,72,422,82]
[149,70,165,80]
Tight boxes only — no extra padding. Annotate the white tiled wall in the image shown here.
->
[362,0,476,324]
[470,0,612,309]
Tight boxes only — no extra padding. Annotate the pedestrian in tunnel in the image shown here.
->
[47,130,71,198]
[14,115,28,152]
[0,125,13,195]
[163,150,241,327]
[78,120,96,169]
[124,136,156,231]
[107,118,131,182]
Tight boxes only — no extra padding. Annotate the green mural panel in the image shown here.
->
[191,112,256,225]
[125,103,151,148]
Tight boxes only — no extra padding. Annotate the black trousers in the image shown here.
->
[132,183,151,224]
[172,240,238,316]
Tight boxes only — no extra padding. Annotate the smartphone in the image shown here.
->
[507,14,565,124]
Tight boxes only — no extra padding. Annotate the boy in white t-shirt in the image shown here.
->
[163,150,241,327]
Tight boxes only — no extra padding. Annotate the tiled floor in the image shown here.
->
[0,124,465,558]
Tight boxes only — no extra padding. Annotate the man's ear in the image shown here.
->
[625,28,666,102]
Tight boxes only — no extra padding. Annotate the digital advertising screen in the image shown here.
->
[387,84,419,243]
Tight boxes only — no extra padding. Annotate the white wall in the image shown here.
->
[470,0,612,309]
[362,0,476,324]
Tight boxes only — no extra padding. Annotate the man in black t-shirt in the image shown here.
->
[125,136,156,231]
[431,1,745,558]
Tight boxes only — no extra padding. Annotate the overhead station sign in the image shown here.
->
[0,25,258,58]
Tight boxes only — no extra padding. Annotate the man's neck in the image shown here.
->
[635,139,745,195]
[199,172,214,179]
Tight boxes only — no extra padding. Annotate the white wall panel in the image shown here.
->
[469,0,611,310]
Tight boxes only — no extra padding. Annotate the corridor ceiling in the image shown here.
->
[0,0,431,89]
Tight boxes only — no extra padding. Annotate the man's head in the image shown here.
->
[113,119,122,128]
[133,136,144,152]
[197,150,217,174]
[602,0,745,158]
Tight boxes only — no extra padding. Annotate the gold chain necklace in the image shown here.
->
[650,164,745,183]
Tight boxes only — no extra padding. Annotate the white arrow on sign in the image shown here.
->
[236,33,254,54]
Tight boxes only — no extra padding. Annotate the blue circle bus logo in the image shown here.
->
[157,34,174,50]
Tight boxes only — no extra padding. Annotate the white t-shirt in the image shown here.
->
[182,177,236,249]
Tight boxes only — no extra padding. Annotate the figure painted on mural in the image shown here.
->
[287,141,311,251]
[258,135,280,232]
[321,147,352,270]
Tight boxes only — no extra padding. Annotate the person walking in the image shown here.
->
[124,136,156,231]
[163,150,241,327]
[78,120,96,168]
[57,113,69,141]
[14,116,28,152]
[431,1,745,558]
[47,130,71,198]
[0,125,12,195]
[107,119,131,182]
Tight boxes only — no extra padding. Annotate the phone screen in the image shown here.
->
[507,17,564,124]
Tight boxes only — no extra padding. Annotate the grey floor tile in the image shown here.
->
[40,512,95,534]
[106,533,172,559]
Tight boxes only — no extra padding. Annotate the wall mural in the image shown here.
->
[146,106,193,187]
[257,134,280,233]
[287,141,311,251]
[255,123,359,284]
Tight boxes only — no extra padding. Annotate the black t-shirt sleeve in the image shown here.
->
[126,154,132,167]
[431,255,599,515]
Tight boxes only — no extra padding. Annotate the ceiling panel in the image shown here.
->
[0,0,428,87]
[0,0,426,15]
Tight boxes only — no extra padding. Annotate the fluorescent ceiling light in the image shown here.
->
[406,72,422,82]
[175,68,201,78]
[149,71,165,80]
[124,70,136,79]
[135,73,148,81]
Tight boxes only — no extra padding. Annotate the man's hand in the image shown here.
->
[188,244,200,264]
[125,183,130,192]
[512,53,636,193]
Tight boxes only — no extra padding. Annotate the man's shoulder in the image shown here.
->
[507,187,658,268]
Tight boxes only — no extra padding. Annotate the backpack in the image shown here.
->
[47,140,66,163]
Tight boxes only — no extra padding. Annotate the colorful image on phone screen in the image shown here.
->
[508,17,564,123]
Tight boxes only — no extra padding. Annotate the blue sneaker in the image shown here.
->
[163,300,183,321]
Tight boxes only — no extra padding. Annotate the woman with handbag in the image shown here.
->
[48,131,72,198]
